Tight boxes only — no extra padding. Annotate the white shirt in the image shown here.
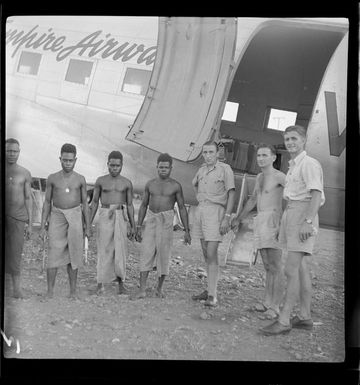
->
[283,151,325,206]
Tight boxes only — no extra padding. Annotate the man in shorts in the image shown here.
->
[132,153,191,299]
[191,141,236,307]
[260,125,325,335]
[5,138,33,298]
[232,144,286,319]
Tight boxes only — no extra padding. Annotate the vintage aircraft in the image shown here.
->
[5,16,348,229]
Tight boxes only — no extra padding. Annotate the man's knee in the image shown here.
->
[268,262,281,275]
[284,265,297,279]
[284,252,303,278]
[268,253,282,274]
[260,249,271,271]
[206,241,219,262]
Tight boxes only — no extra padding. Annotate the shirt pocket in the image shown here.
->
[208,177,225,195]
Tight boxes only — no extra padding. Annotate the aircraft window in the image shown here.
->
[17,51,42,75]
[221,101,239,122]
[121,68,152,96]
[265,108,297,132]
[65,59,93,85]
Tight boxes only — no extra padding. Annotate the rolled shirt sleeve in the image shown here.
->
[223,163,236,192]
[302,158,324,194]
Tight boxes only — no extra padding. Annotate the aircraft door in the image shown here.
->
[126,17,237,161]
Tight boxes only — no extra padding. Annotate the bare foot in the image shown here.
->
[67,292,80,300]
[96,286,105,295]
[118,285,128,295]
[130,291,146,300]
[13,290,25,299]
[40,292,54,302]
[155,290,165,298]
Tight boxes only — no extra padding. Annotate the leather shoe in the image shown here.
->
[291,316,313,330]
[260,320,291,335]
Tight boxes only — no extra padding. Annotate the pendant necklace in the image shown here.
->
[62,172,71,193]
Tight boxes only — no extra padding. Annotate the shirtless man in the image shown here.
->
[40,143,90,299]
[5,138,33,298]
[89,151,135,295]
[260,125,325,335]
[133,153,191,299]
[231,144,286,319]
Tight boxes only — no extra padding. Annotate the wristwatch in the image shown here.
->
[304,218,313,224]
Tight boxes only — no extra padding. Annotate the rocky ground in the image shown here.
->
[3,217,344,362]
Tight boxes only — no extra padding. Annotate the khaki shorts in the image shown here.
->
[278,201,319,255]
[253,209,282,250]
[191,203,225,242]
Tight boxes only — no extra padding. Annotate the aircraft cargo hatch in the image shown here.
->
[126,17,237,161]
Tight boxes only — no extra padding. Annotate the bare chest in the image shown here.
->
[149,182,176,197]
[5,172,25,190]
[260,180,282,195]
[101,180,127,194]
[53,176,81,194]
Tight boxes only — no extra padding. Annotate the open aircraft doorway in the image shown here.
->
[220,20,347,229]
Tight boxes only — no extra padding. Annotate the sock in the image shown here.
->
[207,264,219,298]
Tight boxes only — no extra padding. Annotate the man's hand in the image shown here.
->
[84,225,91,239]
[299,222,315,242]
[183,230,191,245]
[108,208,116,219]
[25,224,32,240]
[230,218,241,231]
[219,216,231,235]
[39,225,48,241]
[135,226,142,242]
[127,225,135,241]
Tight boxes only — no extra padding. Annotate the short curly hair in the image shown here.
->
[61,143,77,156]
[157,153,173,166]
[108,151,123,163]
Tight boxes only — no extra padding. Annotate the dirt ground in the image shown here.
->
[3,211,344,362]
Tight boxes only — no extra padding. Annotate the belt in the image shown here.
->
[101,204,124,210]
[285,200,309,209]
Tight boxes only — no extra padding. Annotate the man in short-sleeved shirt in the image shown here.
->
[191,141,235,307]
[261,125,325,336]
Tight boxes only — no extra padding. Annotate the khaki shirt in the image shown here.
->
[283,151,325,206]
[192,161,235,207]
